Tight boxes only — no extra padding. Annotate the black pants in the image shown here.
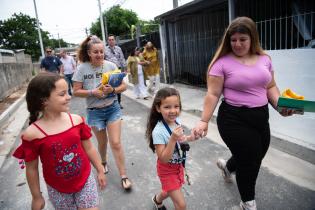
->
[217,100,270,202]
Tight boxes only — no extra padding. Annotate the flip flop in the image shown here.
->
[121,177,132,191]
[102,162,109,174]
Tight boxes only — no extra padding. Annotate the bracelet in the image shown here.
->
[200,119,209,123]
[88,90,93,97]
[111,87,116,94]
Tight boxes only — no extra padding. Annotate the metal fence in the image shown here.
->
[257,12,314,50]
[167,3,228,86]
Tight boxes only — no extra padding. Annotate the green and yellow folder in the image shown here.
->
[277,97,315,114]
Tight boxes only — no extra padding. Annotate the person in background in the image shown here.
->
[60,50,76,95]
[143,41,161,95]
[72,35,132,191]
[105,34,126,109]
[40,47,63,74]
[192,17,295,210]
[13,72,106,210]
[127,47,149,100]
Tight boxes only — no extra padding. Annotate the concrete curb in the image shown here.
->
[0,94,28,169]
[0,93,26,129]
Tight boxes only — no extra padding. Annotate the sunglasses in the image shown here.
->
[46,51,52,53]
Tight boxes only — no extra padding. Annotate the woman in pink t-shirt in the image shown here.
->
[192,17,294,210]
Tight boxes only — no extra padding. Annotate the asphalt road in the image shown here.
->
[0,95,314,210]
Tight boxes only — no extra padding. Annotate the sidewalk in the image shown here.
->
[124,81,315,191]
[0,80,315,192]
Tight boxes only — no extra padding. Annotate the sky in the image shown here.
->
[0,0,192,44]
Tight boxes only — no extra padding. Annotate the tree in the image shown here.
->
[0,13,67,61]
[90,5,139,40]
[139,19,159,35]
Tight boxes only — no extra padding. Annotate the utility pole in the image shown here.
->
[56,25,61,49]
[57,33,61,48]
[136,23,141,48]
[104,15,108,40]
[97,0,106,46]
[33,0,45,59]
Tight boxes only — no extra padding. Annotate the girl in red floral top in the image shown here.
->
[13,72,106,210]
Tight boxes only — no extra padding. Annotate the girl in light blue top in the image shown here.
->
[146,87,196,210]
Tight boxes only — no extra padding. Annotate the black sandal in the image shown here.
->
[121,177,132,191]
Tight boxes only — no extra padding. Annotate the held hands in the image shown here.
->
[31,195,45,210]
[171,125,198,143]
[192,120,208,140]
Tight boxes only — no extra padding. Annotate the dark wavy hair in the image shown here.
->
[145,87,182,152]
[26,72,63,124]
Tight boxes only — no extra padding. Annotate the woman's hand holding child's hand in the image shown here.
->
[31,195,45,210]
[172,126,199,143]
[97,172,107,190]
[192,120,208,139]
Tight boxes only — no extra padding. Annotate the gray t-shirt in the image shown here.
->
[72,61,118,108]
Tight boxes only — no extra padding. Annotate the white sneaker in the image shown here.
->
[216,158,232,183]
[240,200,257,210]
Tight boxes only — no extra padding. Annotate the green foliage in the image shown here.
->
[48,38,68,49]
[139,19,159,35]
[90,5,139,40]
[0,13,68,61]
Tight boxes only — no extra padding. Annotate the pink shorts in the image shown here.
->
[46,172,99,210]
[157,159,184,192]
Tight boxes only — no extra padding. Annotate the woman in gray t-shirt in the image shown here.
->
[72,35,132,190]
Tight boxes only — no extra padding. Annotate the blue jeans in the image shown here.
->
[86,100,122,130]
[64,73,73,95]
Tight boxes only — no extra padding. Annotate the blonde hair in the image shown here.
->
[208,17,266,71]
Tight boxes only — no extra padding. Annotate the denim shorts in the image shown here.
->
[87,100,122,130]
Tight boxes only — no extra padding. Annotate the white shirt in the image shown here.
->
[60,55,76,75]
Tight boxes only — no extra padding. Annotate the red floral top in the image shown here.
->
[13,114,92,193]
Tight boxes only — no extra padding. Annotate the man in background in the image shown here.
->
[105,34,126,109]
[60,50,76,95]
[40,47,63,74]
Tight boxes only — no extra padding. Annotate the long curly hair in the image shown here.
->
[145,87,182,153]
[26,72,63,124]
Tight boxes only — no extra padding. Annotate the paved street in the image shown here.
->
[0,91,314,210]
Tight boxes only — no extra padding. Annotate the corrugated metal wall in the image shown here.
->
[162,0,314,86]
[166,3,228,86]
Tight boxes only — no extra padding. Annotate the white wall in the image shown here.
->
[267,49,315,150]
